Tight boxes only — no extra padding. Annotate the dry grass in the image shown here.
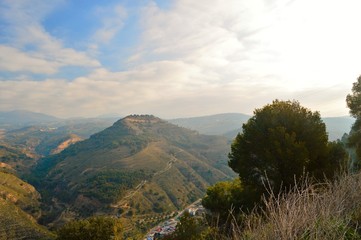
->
[236,173,361,240]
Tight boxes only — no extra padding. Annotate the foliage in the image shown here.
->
[163,211,205,240]
[56,216,122,240]
[202,178,245,219]
[28,114,233,227]
[228,100,346,205]
[0,172,55,240]
[346,75,361,164]
[80,170,151,203]
[346,76,361,118]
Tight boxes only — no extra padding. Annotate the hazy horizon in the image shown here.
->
[1,0,360,118]
[0,109,354,120]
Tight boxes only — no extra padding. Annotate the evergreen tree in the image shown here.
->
[228,100,346,201]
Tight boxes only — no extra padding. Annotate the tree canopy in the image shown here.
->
[346,75,361,162]
[346,76,361,118]
[228,100,346,198]
[202,178,243,215]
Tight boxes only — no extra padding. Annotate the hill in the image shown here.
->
[0,110,59,129]
[0,144,36,175]
[32,115,234,226]
[3,126,84,157]
[0,118,115,173]
[0,168,54,239]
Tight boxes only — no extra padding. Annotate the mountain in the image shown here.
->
[0,110,60,129]
[32,115,234,226]
[3,126,83,157]
[323,116,354,141]
[54,118,117,138]
[0,117,115,158]
[169,113,250,136]
[0,167,54,239]
[0,118,116,178]
[170,113,354,141]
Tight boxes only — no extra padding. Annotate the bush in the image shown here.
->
[56,216,122,240]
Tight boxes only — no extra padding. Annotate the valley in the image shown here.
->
[0,110,354,239]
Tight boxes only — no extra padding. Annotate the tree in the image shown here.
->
[346,76,361,118]
[202,178,252,233]
[56,216,122,240]
[202,178,251,218]
[163,211,204,240]
[202,178,242,214]
[228,100,346,200]
[346,75,361,163]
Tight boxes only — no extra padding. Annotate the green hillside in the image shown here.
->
[0,169,54,239]
[0,144,36,174]
[3,126,82,157]
[1,118,115,158]
[32,115,234,226]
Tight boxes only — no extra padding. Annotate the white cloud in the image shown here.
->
[126,0,361,115]
[93,5,128,44]
[0,46,59,74]
[1,0,360,118]
[0,0,100,74]
[0,60,350,118]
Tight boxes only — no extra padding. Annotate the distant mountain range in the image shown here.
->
[0,110,60,128]
[170,113,354,141]
[0,110,354,141]
[169,113,250,136]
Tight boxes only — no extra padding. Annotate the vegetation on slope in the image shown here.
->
[0,169,54,239]
[30,115,233,226]
[3,126,83,157]
[0,144,35,174]
[56,216,122,240]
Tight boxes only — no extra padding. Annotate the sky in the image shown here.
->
[0,0,360,119]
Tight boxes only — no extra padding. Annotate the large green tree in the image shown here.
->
[228,100,346,197]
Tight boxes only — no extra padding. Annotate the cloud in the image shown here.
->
[1,0,360,118]
[0,60,349,118]
[93,5,128,44]
[0,46,59,74]
[134,0,361,88]
[0,0,100,74]
[0,64,261,118]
